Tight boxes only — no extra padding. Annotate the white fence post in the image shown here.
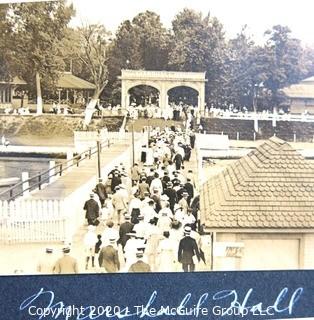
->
[22,172,29,196]
[49,160,56,183]
[0,199,68,243]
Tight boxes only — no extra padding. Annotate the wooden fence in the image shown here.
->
[0,199,72,244]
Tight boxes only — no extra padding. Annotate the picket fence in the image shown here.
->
[0,199,72,244]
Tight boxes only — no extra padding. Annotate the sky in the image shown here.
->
[0,0,313,46]
[68,0,314,47]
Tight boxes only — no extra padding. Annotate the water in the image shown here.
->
[0,157,63,200]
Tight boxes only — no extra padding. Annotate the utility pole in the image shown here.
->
[131,124,135,166]
[97,130,101,180]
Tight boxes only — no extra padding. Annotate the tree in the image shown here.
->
[75,24,111,125]
[3,1,74,113]
[106,11,171,103]
[263,25,306,109]
[169,9,228,106]
[227,27,270,111]
[0,4,11,82]
[302,46,314,78]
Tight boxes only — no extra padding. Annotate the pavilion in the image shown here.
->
[0,72,95,107]
[55,71,95,104]
[0,77,27,107]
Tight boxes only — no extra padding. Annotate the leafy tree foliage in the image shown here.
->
[3,0,74,113]
[106,11,171,103]
[75,24,111,124]
[226,27,270,111]
[263,25,307,108]
[169,9,228,107]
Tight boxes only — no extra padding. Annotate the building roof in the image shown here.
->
[56,72,95,90]
[0,73,95,90]
[282,77,314,98]
[0,76,27,85]
[200,137,314,229]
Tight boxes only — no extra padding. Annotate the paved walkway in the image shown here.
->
[30,142,130,199]
[0,122,211,274]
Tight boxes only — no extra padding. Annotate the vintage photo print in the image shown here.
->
[0,0,314,276]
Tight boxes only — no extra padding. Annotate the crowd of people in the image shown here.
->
[126,102,200,122]
[36,126,204,274]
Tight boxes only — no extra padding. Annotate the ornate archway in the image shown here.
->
[167,86,199,106]
[127,84,160,106]
[119,70,207,113]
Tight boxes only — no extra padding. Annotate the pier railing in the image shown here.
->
[0,138,112,201]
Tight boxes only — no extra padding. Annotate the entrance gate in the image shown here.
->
[119,70,207,113]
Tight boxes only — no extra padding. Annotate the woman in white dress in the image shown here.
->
[156,231,177,272]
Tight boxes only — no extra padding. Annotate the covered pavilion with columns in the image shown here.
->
[119,69,207,114]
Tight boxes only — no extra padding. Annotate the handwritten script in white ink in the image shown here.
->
[19,286,303,319]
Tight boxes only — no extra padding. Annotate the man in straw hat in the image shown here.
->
[37,248,56,274]
[178,226,200,272]
[128,248,151,273]
[54,247,78,274]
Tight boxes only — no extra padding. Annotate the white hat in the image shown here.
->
[184,226,192,235]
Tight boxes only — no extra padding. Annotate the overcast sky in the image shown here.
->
[68,0,314,46]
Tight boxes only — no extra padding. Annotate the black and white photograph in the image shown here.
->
[0,0,314,275]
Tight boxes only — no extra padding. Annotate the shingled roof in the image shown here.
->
[57,72,95,90]
[200,137,314,229]
[282,76,314,99]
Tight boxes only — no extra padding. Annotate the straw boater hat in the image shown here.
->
[184,226,192,235]
[62,247,71,254]
[136,246,146,258]
[109,238,116,244]
[136,250,144,258]
[124,213,131,220]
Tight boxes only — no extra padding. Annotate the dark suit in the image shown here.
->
[94,182,107,206]
[119,221,134,249]
[128,260,151,273]
[83,199,99,225]
[184,182,194,205]
[163,188,177,212]
[98,245,120,273]
[178,236,200,272]
[173,153,183,170]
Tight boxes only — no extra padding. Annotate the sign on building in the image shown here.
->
[214,242,244,258]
